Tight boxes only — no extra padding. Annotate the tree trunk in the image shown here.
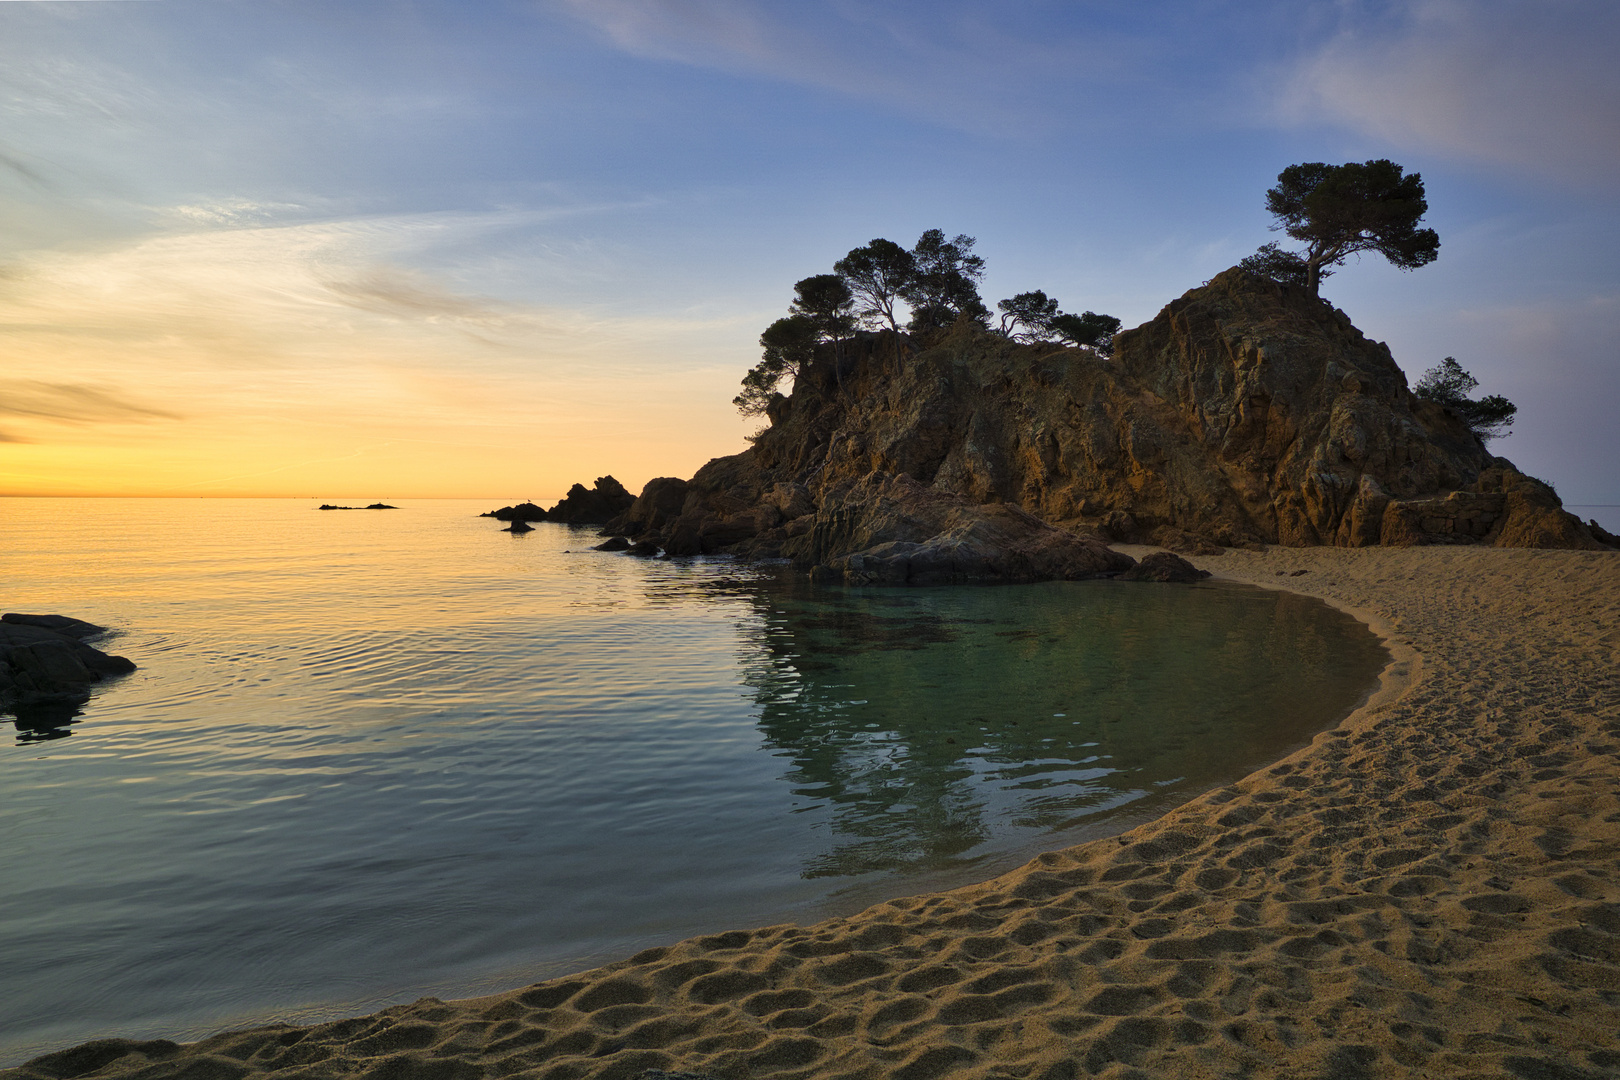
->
[1306,256,1322,296]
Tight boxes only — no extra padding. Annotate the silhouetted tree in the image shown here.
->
[834,239,914,335]
[997,290,1061,340]
[789,273,856,393]
[900,229,990,334]
[735,315,818,416]
[1238,241,1332,289]
[1050,311,1122,356]
[1263,159,1439,295]
[789,274,856,345]
[1414,357,1516,441]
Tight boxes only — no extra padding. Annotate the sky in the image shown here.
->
[1,0,1616,505]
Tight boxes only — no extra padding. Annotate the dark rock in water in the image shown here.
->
[1117,551,1212,583]
[547,476,635,525]
[482,502,547,522]
[502,520,534,534]
[594,536,631,551]
[317,503,397,510]
[2,613,106,639]
[364,503,397,510]
[627,540,660,557]
[1,614,137,731]
[603,477,689,537]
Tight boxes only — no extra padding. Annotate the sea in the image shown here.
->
[0,498,1387,1064]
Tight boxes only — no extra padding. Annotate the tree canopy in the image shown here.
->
[1050,311,1122,356]
[1238,241,1332,289]
[737,229,1120,414]
[834,239,914,335]
[997,290,1061,340]
[1257,159,1439,295]
[734,315,819,416]
[899,229,990,333]
[788,274,856,342]
[1414,357,1516,442]
[996,291,1121,356]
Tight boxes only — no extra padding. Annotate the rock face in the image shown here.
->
[0,613,136,726]
[800,473,1131,584]
[545,477,635,525]
[600,268,1606,572]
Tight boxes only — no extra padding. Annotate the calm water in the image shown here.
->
[0,499,1386,1063]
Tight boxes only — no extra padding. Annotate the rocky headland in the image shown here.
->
[483,478,635,526]
[595,268,1609,580]
[0,613,136,729]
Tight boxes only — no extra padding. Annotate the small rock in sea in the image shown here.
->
[594,536,631,551]
[503,520,534,534]
[364,503,398,510]
[483,502,547,522]
[1117,551,1211,583]
[627,540,660,557]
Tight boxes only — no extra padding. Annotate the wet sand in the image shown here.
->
[9,546,1619,1080]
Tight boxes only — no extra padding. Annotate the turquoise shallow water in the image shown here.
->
[0,499,1386,1064]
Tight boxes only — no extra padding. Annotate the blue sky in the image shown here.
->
[1,0,1616,505]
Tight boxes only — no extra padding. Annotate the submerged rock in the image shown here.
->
[502,520,535,534]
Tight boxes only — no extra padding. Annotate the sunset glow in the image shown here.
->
[3,1,1616,504]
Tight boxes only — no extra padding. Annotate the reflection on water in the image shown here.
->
[721,575,1383,880]
[0,500,1385,1065]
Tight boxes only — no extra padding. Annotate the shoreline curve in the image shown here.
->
[7,545,1617,1080]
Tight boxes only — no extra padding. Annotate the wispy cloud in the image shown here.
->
[543,0,1145,135]
[323,268,511,325]
[1283,0,1620,185]
[0,380,179,424]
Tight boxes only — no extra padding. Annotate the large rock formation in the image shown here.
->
[604,268,1605,565]
[544,477,635,525]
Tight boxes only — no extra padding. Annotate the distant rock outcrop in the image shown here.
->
[0,613,136,728]
[483,502,547,522]
[546,476,636,525]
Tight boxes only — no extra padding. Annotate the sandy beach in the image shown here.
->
[9,545,1619,1080]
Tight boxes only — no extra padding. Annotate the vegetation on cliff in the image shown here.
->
[608,266,1607,569]
[738,228,1120,417]
[1414,357,1518,442]
[1241,159,1440,296]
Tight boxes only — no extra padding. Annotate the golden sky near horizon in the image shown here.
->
[4,2,1617,506]
[0,214,758,501]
